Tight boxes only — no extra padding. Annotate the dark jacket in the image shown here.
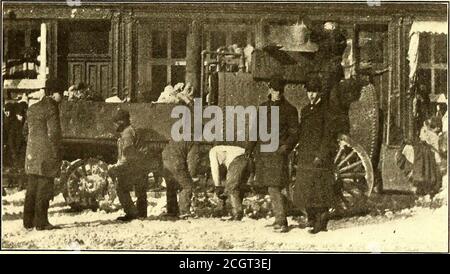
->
[6,114,26,169]
[110,125,150,175]
[294,98,338,209]
[162,140,200,178]
[24,96,62,178]
[247,96,299,187]
[246,96,299,153]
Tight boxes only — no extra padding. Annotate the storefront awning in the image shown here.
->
[408,21,448,88]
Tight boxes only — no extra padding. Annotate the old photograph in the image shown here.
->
[1,0,448,253]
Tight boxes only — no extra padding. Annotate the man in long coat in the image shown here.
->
[23,80,62,230]
[294,77,339,234]
[246,77,299,233]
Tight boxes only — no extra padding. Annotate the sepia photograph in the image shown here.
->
[0,0,448,253]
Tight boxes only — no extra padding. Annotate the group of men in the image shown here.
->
[20,75,343,235]
[101,76,342,234]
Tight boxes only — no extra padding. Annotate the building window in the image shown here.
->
[418,33,448,101]
[203,25,254,51]
[146,24,188,101]
[3,21,42,80]
[202,23,255,68]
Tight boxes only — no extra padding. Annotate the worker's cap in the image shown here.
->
[112,108,130,123]
[268,76,286,92]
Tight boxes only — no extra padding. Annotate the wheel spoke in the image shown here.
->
[339,192,351,208]
[338,160,363,173]
[334,146,345,164]
[338,172,366,179]
[81,165,89,177]
[337,150,356,168]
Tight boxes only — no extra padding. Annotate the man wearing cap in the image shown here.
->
[23,79,62,230]
[294,77,339,234]
[246,77,299,233]
[108,109,149,221]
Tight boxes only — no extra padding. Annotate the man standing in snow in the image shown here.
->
[246,77,299,233]
[23,79,62,230]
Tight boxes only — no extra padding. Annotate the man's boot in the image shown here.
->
[136,194,148,219]
[308,208,328,234]
[116,189,138,222]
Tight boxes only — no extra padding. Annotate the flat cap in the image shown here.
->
[112,108,130,123]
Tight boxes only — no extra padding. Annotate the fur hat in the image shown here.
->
[112,108,130,123]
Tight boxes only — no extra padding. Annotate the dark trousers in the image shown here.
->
[23,175,54,228]
[117,173,148,218]
[306,207,329,225]
[268,186,288,226]
[163,164,193,216]
[225,155,251,217]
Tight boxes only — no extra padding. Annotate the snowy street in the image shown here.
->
[2,186,447,252]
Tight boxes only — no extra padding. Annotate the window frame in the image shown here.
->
[417,33,448,98]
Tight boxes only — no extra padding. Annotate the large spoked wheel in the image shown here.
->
[288,134,374,216]
[59,158,117,211]
[332,134,374,215]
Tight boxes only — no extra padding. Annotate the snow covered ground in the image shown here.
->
[1,185,448,252]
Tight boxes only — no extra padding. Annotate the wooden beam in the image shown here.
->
[186,19,202,98]
[111,11,120,97]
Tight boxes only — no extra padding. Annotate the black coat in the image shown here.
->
[6,114,26,169]
[294,98,338,209]
[24,97,62,178]
[247,96,299,187]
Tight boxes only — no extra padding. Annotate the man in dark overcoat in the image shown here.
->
[108,109,150,221]
[294,77,339,234]
[161,139,200,219]
[246,77,299,233]
[23,80,62,230]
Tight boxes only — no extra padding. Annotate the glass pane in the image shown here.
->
[30,29,40,60]
[417,69,432,94]
[435,69,448,94]
[151,65,167,101]
[434,34,447,64]
[152,30,167,58]
[359,30,386,64]
[231,31,247,48]
[418,33,431,64]
[171,30,187,59]
[171,65,186,85]
[8,29,25,60]
[210,31,226,51]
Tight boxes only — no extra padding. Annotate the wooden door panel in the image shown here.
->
[68,62,84,86]
[99,63,110,99]
[86,62,99,92]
